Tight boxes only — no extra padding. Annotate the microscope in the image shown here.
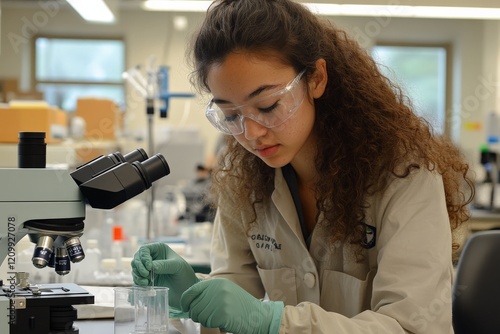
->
[0,132,170,334]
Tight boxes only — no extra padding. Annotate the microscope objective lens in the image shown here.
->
[65,237,85,263]
[32,235,54,268]
[48,250,56,268]
[55,248,71,275]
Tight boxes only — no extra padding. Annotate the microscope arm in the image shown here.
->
[0,168,85,271]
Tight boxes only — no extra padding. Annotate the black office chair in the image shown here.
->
[453,230,500,333]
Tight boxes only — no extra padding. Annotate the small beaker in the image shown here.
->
[114,286,169,334]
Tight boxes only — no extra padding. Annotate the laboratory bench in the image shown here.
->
[468,208,500,232]
[73,286,222,334]
[452,208,500,258]
[75,318,227,334]
[75,319,182,333]
[75,319,123,333]
[75,319,222,334]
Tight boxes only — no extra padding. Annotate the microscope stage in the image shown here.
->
[0,283,94,334]
[1,282,93,304]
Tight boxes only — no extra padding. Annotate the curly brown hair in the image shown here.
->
[188,0,474,254]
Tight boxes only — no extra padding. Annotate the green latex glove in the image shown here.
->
[180,278,284,334]
[131,242,199,310]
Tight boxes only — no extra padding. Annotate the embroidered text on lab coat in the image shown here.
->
[251,234,282,251]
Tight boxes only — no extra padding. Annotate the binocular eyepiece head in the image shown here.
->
[71,148,149,185]
[76,153,170,209]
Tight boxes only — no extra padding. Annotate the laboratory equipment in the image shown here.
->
[0,132,170,334]
[453,230,500,333]
[123,58,195,240]
[111,225,124,271]
[476,111,500,210]
[77,239,101,285]
[114,286,169,334]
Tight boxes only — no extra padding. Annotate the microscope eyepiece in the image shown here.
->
[133,154,170,187]
[124,148,148,163]
[18,132,46,168]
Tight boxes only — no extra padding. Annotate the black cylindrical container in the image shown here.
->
[18,132,46,168]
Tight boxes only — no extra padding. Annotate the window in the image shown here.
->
[33,36,125,111]
[371,44,449,135]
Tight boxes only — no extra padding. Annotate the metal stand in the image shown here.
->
[124,61,195,242]
[146,98,155,241]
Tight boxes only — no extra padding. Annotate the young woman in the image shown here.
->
[132,0,474,333]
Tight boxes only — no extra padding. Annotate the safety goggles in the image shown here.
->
[205,69,307,135]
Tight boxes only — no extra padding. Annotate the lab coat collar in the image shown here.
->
[271,168,308,248]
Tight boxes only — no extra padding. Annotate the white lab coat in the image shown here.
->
[209,167,455,333]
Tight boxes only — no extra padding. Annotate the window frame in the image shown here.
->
[31,34,126,110]
[372,41,453,138]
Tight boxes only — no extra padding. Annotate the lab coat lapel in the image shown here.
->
[271,168,307,247]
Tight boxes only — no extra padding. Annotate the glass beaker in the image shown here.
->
[114,286,169,334]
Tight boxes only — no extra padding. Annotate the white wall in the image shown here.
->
[0,5,221,163]
[1,4,498,173]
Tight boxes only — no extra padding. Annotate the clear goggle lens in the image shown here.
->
[205,69,306,135]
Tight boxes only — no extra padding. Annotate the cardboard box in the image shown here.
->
[75,98,119,140]
[0,102,67,143]
[11,91,45,101]
[0,78,19,103]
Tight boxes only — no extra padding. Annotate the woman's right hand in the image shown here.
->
[131,242,200,309]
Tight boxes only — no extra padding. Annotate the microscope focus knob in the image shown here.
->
[15,272,30,289]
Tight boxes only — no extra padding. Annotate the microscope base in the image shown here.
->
[0,283,94,334]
